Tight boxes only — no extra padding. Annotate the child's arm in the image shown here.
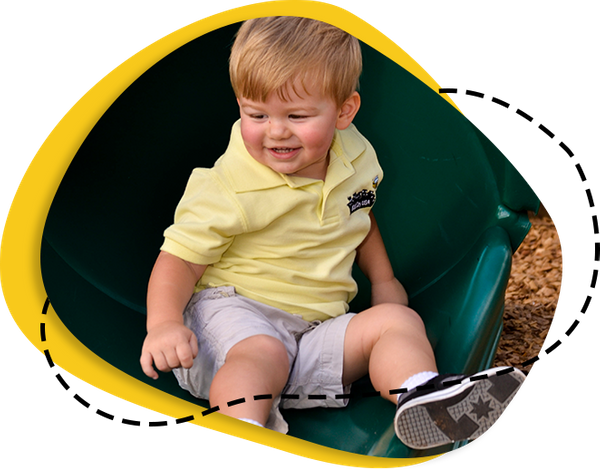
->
[355,212,409,307]
[140,250,207,379]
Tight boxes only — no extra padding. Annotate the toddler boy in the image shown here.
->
[140,16,525,450]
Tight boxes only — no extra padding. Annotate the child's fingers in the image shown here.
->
[189,331,199,359]
[175,341,196,369]
[140,351,159,380]
[141,344,194,379]
[140,328,198,378]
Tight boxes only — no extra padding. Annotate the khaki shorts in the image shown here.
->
[173,286,355,434]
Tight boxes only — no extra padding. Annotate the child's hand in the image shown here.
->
[371,277,409,307]
[140,321,199,380]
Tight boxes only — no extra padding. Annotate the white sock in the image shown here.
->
[239,418,264,427]
[396,371,439,403]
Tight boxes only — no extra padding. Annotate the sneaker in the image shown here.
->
[394,367,526,449]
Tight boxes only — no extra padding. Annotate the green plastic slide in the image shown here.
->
[40,23,539,458]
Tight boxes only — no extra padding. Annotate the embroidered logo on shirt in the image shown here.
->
[347,189,376,214]
[347,176,379,215]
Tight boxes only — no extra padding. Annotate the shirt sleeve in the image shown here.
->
[160,168,246,266]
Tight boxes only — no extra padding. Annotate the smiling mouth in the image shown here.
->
[268,147,300,159]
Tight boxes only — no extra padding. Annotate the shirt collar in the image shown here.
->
[219,119,366,193]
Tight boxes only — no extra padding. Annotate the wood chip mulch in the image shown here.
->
[493,211,562,370]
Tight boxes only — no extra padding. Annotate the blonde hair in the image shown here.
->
[229,16,362,108]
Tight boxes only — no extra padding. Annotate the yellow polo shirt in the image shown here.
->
[161,120,383,321]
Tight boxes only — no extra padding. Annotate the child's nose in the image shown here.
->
[267,119,290,139]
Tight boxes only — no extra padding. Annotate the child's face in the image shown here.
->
[238,81,359,180]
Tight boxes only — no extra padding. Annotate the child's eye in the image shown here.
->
[289,114,308,120]
[250,114,266,120]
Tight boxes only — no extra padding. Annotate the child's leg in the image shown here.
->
[342,302,526,449]
[342,302,436,402]
[209,334,290,425]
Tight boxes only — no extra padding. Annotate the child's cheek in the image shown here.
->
[305,126,336,157]
[240,121,262,153]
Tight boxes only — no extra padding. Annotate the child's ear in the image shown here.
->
[336,92,361,130]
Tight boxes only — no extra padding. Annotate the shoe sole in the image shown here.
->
[394,368,526,449]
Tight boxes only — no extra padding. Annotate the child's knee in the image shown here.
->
[253,334,289,361]
[372,303,426,334]
[227,334,290,369]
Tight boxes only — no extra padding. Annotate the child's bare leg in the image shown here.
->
[342,303,436,403]
[343,303,527,450]
[209,334,290,425]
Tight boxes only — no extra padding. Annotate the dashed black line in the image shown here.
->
[37,294,525,425]
[41,300,49,367]
[522,356,540,367]
[176,416,194,424]
[227,398,246,407]
[202,406,220,417]
[44,349,54,368]
[281,393,300,400]
[416,382,436,391]
[469,374,488,382]
[42,297,50,315]
[390,387,409,394]
[253,394,272,401]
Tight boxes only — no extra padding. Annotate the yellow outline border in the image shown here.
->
[1,1,453,466]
